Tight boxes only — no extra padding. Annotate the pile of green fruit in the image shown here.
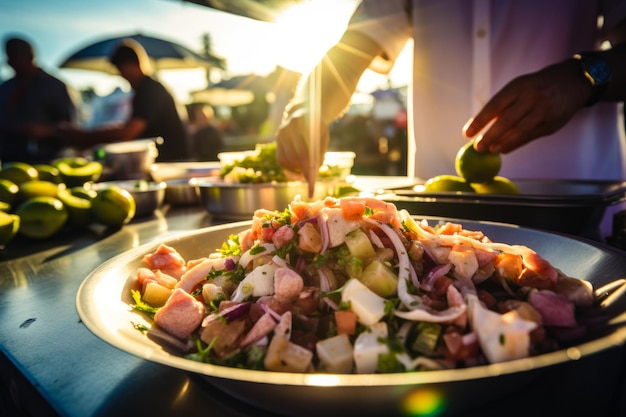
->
[0,157,136,247]
[422,139,520,194]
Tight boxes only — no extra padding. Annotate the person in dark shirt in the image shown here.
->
[61,39,188,161]
[0,36,76,163]
[186,103,224,161]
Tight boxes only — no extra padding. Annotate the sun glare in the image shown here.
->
[271,0,358,74]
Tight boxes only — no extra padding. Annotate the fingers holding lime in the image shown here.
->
[455,139,502,183]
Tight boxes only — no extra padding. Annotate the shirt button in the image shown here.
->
[476,28,486,38]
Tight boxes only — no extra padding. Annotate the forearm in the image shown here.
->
[287,30,382,123]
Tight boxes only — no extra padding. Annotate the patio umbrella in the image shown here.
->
[191,74,268,106]
[59,33,224,75]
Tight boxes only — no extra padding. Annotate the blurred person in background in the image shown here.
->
[186,102,225,161]
[61,39,188,161]
[0,35,76,164]
[275,0,626,237]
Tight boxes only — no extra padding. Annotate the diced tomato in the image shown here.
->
[334,310,358,335]
[261,225,276,242]
[340,198,366,220]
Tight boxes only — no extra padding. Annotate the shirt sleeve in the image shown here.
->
[347,0,412,74]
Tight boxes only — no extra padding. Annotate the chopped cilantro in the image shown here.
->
[131,321,149,332]
[220,234,242,256]
[377,352,406,373]
[249,244,267,255]
[130,289,160,316]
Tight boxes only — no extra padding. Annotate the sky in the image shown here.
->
[0,0,411,104]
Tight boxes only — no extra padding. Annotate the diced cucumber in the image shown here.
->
[345,228,377,261]
[359,259,398,297]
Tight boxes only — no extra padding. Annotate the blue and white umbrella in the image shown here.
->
[59,32,224,75]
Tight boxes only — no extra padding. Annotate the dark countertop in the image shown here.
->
[1,204,625,417]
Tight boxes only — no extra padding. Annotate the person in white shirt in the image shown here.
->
[276,0,626,237]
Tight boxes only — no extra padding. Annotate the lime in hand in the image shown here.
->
[455,140,502,183]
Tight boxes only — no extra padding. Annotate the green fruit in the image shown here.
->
[34,164,61,184]
[0,162,38,185]
[91,186,136,227]
[472,176,520,194]
[0,210,20,247]
[55,158,103,187]
[57,188,93,228]
[455,140,502,183]
[18,180,62,202]
[422,175,475,193]
[69,186,97,201]
[15,196,68,239]
[0,179,19,206]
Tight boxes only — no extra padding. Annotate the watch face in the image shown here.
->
[584,54,611,85]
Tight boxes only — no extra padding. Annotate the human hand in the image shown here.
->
[463,59,591,154]
[275,109,330,197]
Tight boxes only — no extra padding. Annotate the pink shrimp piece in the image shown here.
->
[272,225,295,249]
[143,244,186,279]
[136,267,178,289]
[274,268,304,304]
[239,312,277,347]
[154,288,206,339]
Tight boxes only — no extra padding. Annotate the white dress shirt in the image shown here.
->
[349,0,626,181]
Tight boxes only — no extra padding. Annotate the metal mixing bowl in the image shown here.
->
[191,177,331,220]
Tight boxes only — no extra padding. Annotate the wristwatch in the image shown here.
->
[573,52,611,107]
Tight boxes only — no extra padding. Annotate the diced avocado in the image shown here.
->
[345,228,377,260]
[359,259,398,298]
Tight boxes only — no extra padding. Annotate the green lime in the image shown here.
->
[69,186,97,201]
[0,179,19,206]
[0,162,38,185]
[423,175,475,193]
[54,158,103,187]
[15,196,68,239]
[0,210,20,247]
[34,164,62,184]
[18,180,62,202]
[455,140,502,183]
[57,188,93,228]
[91,186,136,227]
[472,176,520,194]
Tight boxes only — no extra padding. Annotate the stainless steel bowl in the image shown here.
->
[95,139,159,180]
[149,161,221,183]
[191,177,331,220]
[163,178,199,206]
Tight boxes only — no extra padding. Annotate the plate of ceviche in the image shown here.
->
[76,196,626,416]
